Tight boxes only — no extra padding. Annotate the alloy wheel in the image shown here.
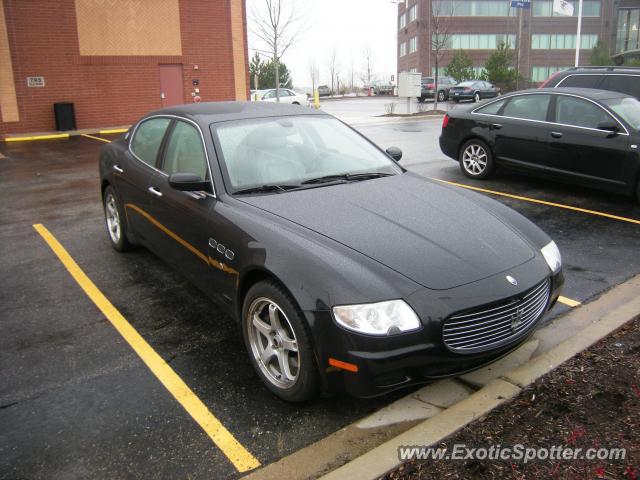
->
[474,93,480,102]
[438,91,445,102]
[247,297,300,390]
[104,193,121,244]
[462,144,488,176]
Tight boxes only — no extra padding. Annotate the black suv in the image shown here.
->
[541,66,640,100]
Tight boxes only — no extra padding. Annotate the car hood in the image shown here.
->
[238,172,536,290]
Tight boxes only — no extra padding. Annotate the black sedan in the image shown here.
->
[439,88,640,202]
[449,80,500,103]
[100,102,563,401]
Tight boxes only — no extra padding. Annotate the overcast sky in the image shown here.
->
[246,0,399,90]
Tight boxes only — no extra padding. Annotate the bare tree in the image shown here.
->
[251,0,303,101]
[308,59,318,94]
[363,46,374,86]
[430,1,456,110]
[327,47,339,96]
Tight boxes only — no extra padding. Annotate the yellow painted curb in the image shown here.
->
[4,133,69,142]
[99,128,128,134]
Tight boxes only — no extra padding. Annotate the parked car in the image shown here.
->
[439,87,640,202]
[100,101,563,401]
[418,76,457,102]
[449,80,500,102]
[372,81,395,95]
[317,85,331,97]
[540,66,640,100]
[255,88,308,105]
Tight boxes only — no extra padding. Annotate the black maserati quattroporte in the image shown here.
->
[99,102,563,401]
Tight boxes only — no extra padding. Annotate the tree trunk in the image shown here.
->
[274,32,280,102]
[434,60,439,111]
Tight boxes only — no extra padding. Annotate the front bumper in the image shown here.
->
[306,263,564,398]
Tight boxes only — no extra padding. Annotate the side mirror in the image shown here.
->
[597,121,620,133]
[168,173,209,192]
[386,146,402,162]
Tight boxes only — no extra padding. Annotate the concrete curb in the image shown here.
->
[2,126,130,142]
[319,288,640,480]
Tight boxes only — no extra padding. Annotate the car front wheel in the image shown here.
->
[437,90,446,102]
[473,93,480,103]
[103,185,133,252]
[242,280,320,402]
[459,139,495,179]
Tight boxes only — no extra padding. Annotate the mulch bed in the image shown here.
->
[381,317,640,480]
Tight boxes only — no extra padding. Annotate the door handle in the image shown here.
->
[551,132,563,138]
[148,186,163,197]
[491,123,502,130]
[113,165,124,174]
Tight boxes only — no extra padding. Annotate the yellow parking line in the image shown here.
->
[33,224,260,473]
[99,128,129,134]
[434,179,640,226]
[4,133,69,142]
[558,296,581,307]
[81,133,111,143]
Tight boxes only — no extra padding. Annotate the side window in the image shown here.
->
[131,118,171,167]
[475,98,507,115]
[263,91,275,99]
[502,94,551,121]
[600,75,640,100]
[554,96,613,129]
[559,74,602,89]
[162,121,208,179]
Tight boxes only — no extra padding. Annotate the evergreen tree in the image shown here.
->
[249,52,264,90]
[445,50,475,83]
[589,40,614,66]
[258,60,293,89]
[482,42,519,92]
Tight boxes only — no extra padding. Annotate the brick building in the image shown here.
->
[0,0,249,136]
[397,0,639,84]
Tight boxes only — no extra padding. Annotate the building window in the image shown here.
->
[409,36,418,53]
[616,8,640,54]
[530,66,570,82]
[400,41,407,57]
[531,34,598,50]
[433,1,516,17]
[435,34,517,50]
[409,67,418,73]
[399,12,406,29]
[408,4,418,22]
[532,0,600,17]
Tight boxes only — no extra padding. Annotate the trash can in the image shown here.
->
[54,102,76,131]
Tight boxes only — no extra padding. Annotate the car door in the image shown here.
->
[490,93,552,169]
[484,82,498,99]
[145,119,221,298]
[546,94,635,189]
[115,117,172,244]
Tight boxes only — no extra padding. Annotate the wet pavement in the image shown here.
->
[1,117,639,479]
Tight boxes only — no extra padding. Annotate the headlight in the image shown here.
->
[332,300,421,336]
[541,240,562,274]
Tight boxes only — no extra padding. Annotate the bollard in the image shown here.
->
[314,89,320,109]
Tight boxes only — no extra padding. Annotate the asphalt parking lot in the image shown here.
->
[1,111,639,479]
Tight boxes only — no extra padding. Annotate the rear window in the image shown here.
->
[558,74,602,89]
[131,118,171,167]
[600,75,640,100]
[502,94,551,121]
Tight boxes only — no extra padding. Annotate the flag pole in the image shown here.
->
[574,0,583,66]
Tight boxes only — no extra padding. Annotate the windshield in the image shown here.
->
[603,97,640,130]
[211,116,401,192]
[458,81,475,87]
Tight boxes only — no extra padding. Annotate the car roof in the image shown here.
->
[145,101,325,124]
[508,87,629,100]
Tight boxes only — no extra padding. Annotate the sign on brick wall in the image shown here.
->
[27,77,45,87]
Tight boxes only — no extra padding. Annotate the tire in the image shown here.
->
[292,101,300,105]
[103,185,133,252]
[459,139,495,179]
[473,93,480,103]
[437,90,446,102]
[242,279,320,402]
[417,96,425,103]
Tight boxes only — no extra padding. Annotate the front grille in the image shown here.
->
[442,278,551,353]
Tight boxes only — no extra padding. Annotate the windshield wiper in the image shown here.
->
[301,172,394,185]
[233,184,300,195]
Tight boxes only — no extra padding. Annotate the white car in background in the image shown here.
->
[253,88,308,105]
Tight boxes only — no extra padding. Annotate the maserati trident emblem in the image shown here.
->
[506,275,518,286]
[511,309,525,331]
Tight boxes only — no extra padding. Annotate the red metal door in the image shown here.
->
[159,64,184,107]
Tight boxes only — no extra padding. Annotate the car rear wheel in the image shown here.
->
[242,280,320,402]
[460,139,495,179]
[103,185,133,252]
[473,93,480,103]
[437,90,446,102]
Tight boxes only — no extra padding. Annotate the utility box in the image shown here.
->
[397,72,421,98]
